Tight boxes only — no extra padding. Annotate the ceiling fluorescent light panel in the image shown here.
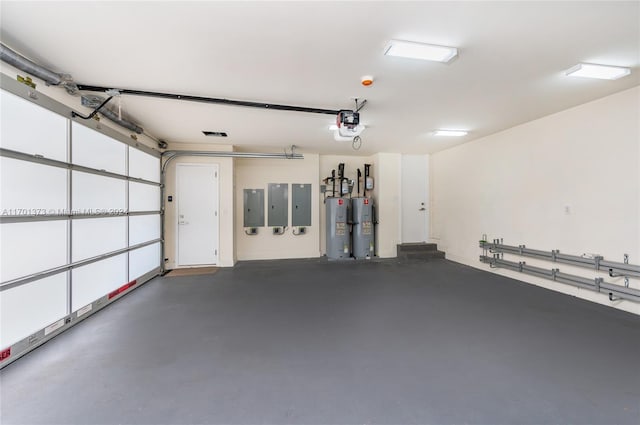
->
[566,63,631,80]
[385,40,458,63]
[433,130,468,137]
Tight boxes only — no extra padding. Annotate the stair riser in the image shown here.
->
[397,244,438,253]
[399,252,445,260]
[398,248,438,254]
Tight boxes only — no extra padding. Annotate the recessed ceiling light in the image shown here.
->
[433,130,468,137]
[384,40,458,63]
[565,63,631,80]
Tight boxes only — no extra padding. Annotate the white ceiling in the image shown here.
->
[1,1,638,155]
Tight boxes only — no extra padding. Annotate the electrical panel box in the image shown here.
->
[243,189,264,228]
[292,184,312,227]
[268,183,288,227]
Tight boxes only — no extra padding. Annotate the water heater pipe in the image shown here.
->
[364,164,371,197]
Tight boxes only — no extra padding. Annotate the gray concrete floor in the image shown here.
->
[1,259,639,425]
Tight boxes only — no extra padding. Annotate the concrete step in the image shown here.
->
[399,250,446,261]
[397,242,445,261]
[397,242,439,253]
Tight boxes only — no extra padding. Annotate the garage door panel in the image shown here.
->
[129,242,160,279]
[72,122,126,175]
[129,147,160,182]
[72,217,127,262]
[0,90,67,162]
[0,84,161,358]
[72,172,126,212]
[0,157,67,212]
[129,183,160,211]
[71,255,127,312]
[129,215,161,246]
[0,221,68,282]
[0,273,68,348]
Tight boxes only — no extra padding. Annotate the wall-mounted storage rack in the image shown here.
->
[480,241,640,278]
[479,240,640,303]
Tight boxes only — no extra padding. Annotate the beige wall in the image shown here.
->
[235,155,320,260]
[430,87,640,315]
[235,152,404,260]
[163,143,236,268]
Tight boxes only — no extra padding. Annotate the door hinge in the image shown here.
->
[215,210,218,217]
[214,171,218,178]
[215,249,218,255]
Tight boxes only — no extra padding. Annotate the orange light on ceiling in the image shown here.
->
[361,75,374,86]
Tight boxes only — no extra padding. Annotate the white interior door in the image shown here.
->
[401,154,429,243]
[177,164,219,266]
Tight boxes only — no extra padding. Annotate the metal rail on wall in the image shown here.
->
[479,239,640,303]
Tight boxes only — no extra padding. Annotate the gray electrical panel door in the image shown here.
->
[268,183,288,227]
[243,189,264,227]
[292,184,312,226]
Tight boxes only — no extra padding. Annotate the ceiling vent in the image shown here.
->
[203,131,228,137]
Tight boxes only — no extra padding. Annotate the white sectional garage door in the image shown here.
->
[0,84,161,353]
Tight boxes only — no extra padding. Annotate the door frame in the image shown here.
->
[175,163,220,267]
